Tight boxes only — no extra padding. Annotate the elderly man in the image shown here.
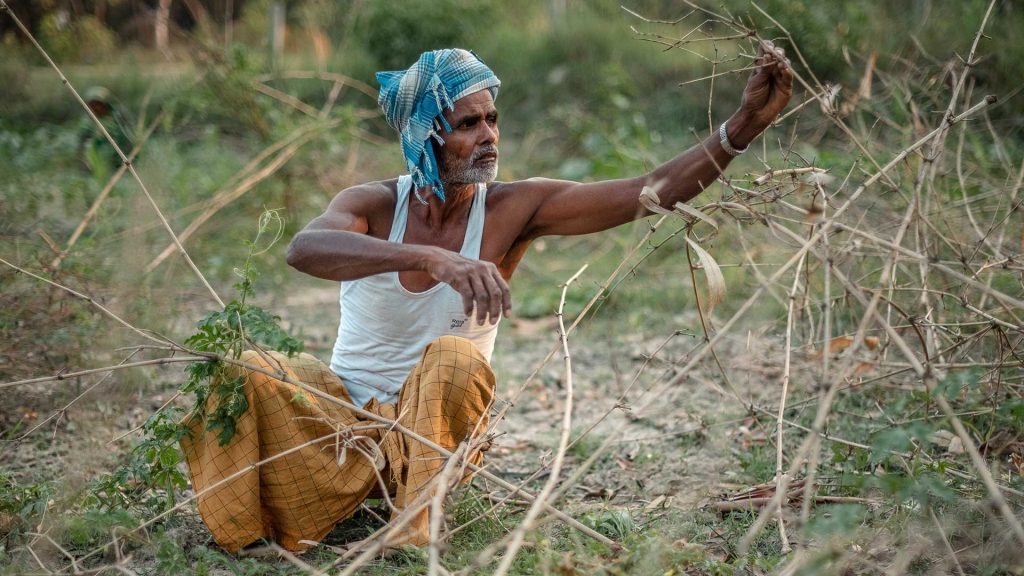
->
[183,46,791,553]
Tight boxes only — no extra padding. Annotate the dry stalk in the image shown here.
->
[428,443,468,576]
[773,252,807,554]
[253,82,321,118]
[905,0,997,391]
[769,216,1024,547]
[107,392,182,445]
[637,94,996,418]
[145,119,342,273]
[799,185,831,529]
[489,264,586,576]
[482,215,671,455]
[738,187,922,555]
[929,508,968,576]
[834,267,1024,545]
[335,456,465,576]
[252,70,378,100]
[331,438,480,574]
[446,329,688,542]
[49,105,173,270]
[11,349,142,443]
[0,258,170,346]
[267,543,327,576]
[26,532,79,574]
[0,356,207,390]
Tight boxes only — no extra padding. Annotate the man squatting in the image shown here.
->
[180,44,793,552]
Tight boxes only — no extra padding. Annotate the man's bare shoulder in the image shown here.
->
[486,178,576,224]
[308,178,402,239]
[328,178,400,213]
[486,177,571,207]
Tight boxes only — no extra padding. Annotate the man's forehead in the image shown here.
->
[446,90,496,120]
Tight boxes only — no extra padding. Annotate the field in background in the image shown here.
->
[2,1,1023,574]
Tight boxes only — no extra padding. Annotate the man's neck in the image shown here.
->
[413,181,478,230]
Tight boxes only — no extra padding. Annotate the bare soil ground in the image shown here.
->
[273,284,790,524]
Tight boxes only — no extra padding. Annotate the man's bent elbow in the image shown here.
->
[285,234,310,272]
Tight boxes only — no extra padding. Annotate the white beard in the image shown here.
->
[456,162,498,184]
[439,146,499,186]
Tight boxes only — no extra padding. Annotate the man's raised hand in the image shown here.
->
[425,249,511,325]
[733,40,794,142]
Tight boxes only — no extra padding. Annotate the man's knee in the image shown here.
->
[228,350,291,387]
[231,349,270,377]
[424,336,486,367]
[422,336,495,394]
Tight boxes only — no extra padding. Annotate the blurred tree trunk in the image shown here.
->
[269,1,284,71]
[94,0,107,25]
[155,0,171,52]
[224,0,233,47]
[550,0,566,27]
[182,0,210,31]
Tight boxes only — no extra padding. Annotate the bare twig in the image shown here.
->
[490,265,586,576]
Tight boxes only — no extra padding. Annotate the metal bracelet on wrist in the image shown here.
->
[719,121,748,157]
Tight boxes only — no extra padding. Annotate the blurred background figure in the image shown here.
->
[79,85,133,183]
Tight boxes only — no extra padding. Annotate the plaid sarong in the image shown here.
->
[180,336,495,552]
[376,48,500,202]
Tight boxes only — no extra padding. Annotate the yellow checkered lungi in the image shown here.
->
[179,335,495,552]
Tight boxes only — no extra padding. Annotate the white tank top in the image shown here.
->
[330,175,500,408]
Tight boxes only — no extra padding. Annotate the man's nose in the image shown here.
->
[480,123,498,145]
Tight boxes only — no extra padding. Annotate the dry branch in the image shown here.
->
[144,119,342,273]
[489,265,586,576]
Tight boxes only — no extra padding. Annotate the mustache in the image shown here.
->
[471,146,499,162]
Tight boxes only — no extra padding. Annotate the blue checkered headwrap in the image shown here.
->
[376,49,500,203]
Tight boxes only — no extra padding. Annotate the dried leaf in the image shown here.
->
[638,185,672,215]
[673,201,718,231]
[852,361,875,376]
[828,336,854,353]
[645,494,667,510]
[948,436,965,454]
[811,335,881,358]
[929,430,955,446]
[685,236,726,316]
[821,83,842,116]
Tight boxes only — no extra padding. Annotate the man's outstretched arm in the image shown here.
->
[519,41,794,239]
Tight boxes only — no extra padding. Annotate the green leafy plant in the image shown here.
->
[0,471,51,549]
[580,507,634,540]
[89,210,303,514]
[182,209,302,446]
